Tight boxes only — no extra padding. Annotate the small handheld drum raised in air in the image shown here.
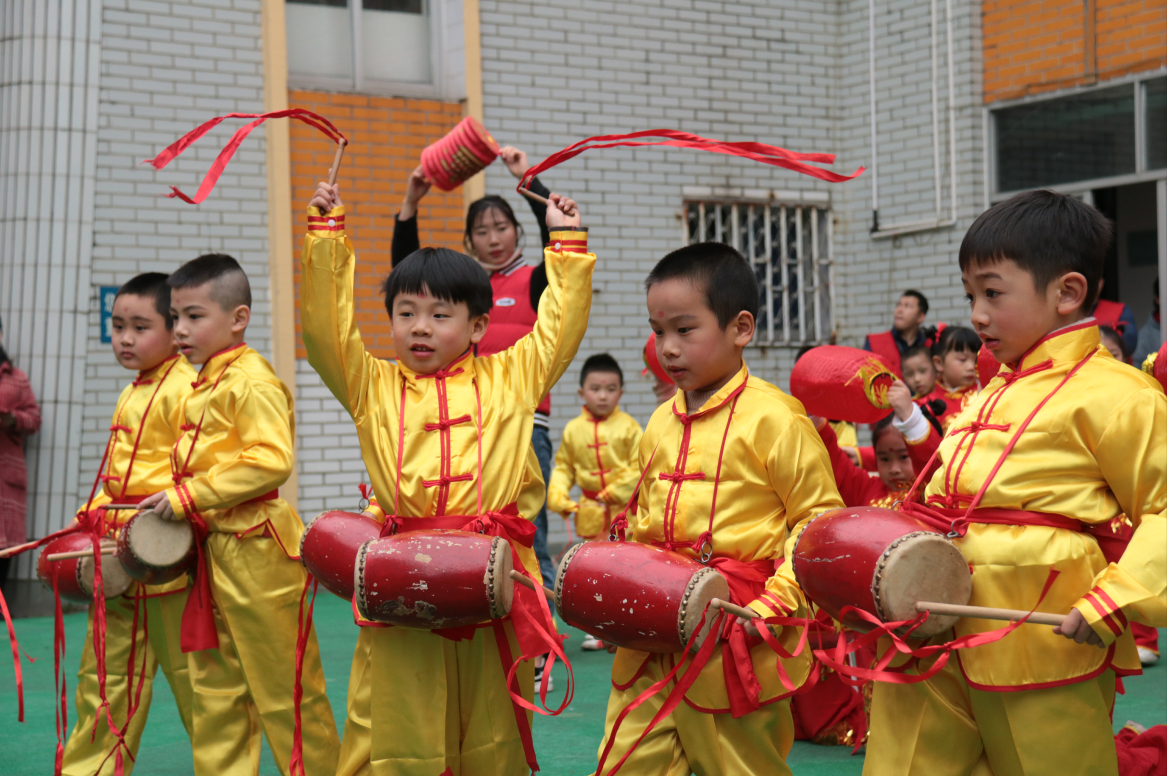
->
[116,509,195,586]
[355,530,514,629]
[555,541,729,653]
[792,507,972,639]
[419,117,501,192]
[300,510,381,600]
[38,534,132,605]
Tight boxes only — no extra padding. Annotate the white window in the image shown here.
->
[285,0,442,96]
[685,200,835,347]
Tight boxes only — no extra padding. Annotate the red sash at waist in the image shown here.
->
[581,489,602,501]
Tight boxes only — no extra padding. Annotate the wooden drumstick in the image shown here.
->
[103,504,144,511]
[46,545,117,562]
[0,538,47,558]
[517,187,549,206]
[916,601,1066,627]
[509,569,556,603]
[709,598,759,621]
[328,139,347,186]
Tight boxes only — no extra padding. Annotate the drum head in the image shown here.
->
[78,555,132,600]
[873,532,971,638]
[553,542,585,609]
[130,511,194,567]
[487,537,514,619]
[679,567,730,650]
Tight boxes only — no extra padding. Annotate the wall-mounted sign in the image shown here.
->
[100,286,120,344]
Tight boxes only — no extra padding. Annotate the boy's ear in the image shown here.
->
[468,312,490,344]
[730,310,755,348]
[230,305,251,334]
[1054,271,1089,317]
[578,385,587,401]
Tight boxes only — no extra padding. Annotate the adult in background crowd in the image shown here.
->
[0,314,42,591]
[863,289,937,378]
[1134,277,1161,366]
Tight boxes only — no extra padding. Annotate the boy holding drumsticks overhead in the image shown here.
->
[61,273,196,775]
[301,177,592,775]
[865,190,1165,776]
[594,243,844,776]
[136,255,339,776]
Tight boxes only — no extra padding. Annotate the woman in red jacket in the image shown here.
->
[0,315,42,591]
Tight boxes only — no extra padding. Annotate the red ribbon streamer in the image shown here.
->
[142,109,347,205]
[518,129,864,192]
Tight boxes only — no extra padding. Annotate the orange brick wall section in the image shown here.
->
[983,0,1166,103]
[289,90,468,359]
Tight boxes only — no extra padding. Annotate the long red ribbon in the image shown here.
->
[518,129,864,191]
[142,109,347,205]
[289,575,319,776]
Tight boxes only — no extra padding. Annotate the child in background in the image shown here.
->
[865,190,1165,776]
[137,255,338,776]
[923,325,980,429]
[548,353,642,650]
[595,243,843,775]
[900,344,937,399]
[61,274,195,775]
[1099,325,1133,365]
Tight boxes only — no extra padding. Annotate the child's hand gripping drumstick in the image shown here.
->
[543,193,581,229]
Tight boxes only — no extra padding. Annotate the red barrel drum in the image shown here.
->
[117,509,195,586]
[37,534,132,605]
[791,507,971,638]
[355,530,514,628]
[554,541,729,653]
[300,510,381,600]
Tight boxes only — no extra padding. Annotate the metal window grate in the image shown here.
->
[684,201,835,346]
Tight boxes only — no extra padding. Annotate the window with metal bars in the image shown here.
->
[684,201,835,346]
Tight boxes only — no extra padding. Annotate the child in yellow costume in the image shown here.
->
[862,190,1166,776]
[62,274,196,775]
[137,254,338,776]
[594,243,844,776]
[301,179,593,776]
[548,353,643,542]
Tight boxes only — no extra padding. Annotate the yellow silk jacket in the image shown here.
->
[547,406,643,515]
[162,345,302,554]
[615,364,844,709]
[299,206,593,542]
[922,323,1166,688]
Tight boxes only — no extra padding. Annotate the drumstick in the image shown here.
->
[103,504,144,511]
[46,545,117,562]
[517,187,549,206]
[328,139,347,186]
[709,598,759,621]
[508,569,556,603]
[916,601,1066,627]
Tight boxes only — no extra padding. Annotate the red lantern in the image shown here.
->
[789,345,895,424]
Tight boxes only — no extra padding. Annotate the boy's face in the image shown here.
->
[391,289,488,374]
[647,278,753,394]
[962,257,1088,366]
[111,293,176,371]
[171,283,249,365]
[934,349,977,390]
[578,371,623,418]
[874,430,914,492]
[901,353,937,398]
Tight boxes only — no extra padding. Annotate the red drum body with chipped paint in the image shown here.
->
[792,506,970,638]
[300,510,381,600]
[37,534,132,605]
[116,509,196,586]
[355,529,512,629]
[554,541,726,653]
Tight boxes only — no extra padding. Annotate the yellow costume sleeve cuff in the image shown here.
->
[165,486,192,521]
[546,228,588,254]
[306,205,346,236]
[1072,585,1130,646]
[546,490,577,516]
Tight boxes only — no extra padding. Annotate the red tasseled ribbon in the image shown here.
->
[517,129,864,192]
[142,109,347,204]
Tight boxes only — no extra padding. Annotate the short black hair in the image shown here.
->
[580,353,624,387]
[933,326,981,358]
[117,272,173,329]
[902,344,933,364]
[167,254,251,310]
[901,290,929,316]
[645,242,759,328]
[1098,325,1131,360]
[958,189,1112,311]
[383,247,493,318]
[870,414,900,448]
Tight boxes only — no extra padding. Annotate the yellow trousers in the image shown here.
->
[189,534,339,776]
[864,652,1118,776]
[595,652,795,776]
[339,621,534,776]
[61,587,193,776]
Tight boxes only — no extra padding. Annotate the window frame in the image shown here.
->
[682,194,836,348]
[285,0,448,99]
[987,69,1167,202]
